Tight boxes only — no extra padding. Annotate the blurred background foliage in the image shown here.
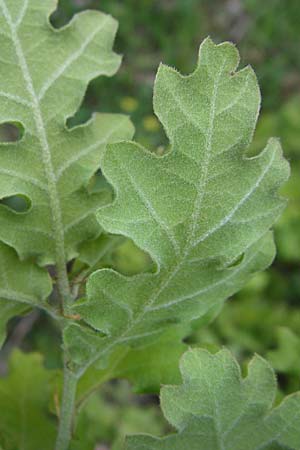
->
[0,1,299,448]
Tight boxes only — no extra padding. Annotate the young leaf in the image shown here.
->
[64,39,289,371]
[125,348,300,450]
[0,0,133,270]
[0,242,51,347]
[0,350,57,450]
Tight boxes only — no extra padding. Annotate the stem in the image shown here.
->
[55,366,78,450]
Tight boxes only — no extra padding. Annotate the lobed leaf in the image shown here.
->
[0,0,134,266]
[125,348,300,450]
[64,38,289,372]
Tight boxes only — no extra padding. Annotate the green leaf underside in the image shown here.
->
[0,350,57,450]
[0,241,51,346]
[64,38,289,371]
[0,0,134,266]
[125,348,300,450]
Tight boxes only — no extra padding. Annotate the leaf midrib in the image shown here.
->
[0,0,70,300]
[118,58,227,319]
[77,57,233,374]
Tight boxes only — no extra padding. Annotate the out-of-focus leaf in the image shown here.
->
[0,242,51,347]
[268,328,300,377]
[0,351,57,450]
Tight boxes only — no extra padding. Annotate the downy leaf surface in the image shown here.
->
[0,0,133,266]
[125,348,300,450]
[64,38,289,371]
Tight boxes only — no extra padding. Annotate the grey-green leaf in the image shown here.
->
[0,0,134,266]
[125,348,300,450]
[64,38,289,371]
